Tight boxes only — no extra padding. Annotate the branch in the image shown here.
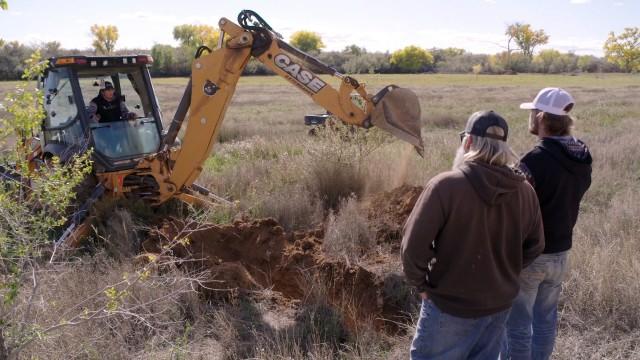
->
[17,264,38,337]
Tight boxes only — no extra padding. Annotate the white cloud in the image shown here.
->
[118,12,177,23]
[570,0,591,4]
[118,12,220,27]
[316,26,606,56]
[541,37,604,56]
[483,0,496,3]
[20,33,62,46]
[613,1,624,6]
[317,27,509,54]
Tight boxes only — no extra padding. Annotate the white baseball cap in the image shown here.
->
[520,87,575,116]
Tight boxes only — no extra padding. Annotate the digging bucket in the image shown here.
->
[370,86,424,156]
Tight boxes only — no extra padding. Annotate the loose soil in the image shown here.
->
[139,185,424,332]
[362,184,424,249]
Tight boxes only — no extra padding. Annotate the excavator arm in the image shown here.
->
[52,10,424,247]
[157,10,424,203]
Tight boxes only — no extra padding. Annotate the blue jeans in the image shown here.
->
[505,251,569,360]
[410,299,509,360]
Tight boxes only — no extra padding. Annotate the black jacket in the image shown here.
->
[91,95,127,123]
[520,137,592,254]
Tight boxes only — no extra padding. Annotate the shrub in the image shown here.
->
[343,53,391,74]
[303,120,390,210]
[253,185,323,231]
[13,253,205,358]
[306,159,367,211]
[436,54,488,73]
[390,46,434,73]
[323,196,374,264]
[0,53,93,357]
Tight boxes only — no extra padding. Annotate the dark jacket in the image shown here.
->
[519,137,592,254]
[89,94,129,123]
[401,161,544,318]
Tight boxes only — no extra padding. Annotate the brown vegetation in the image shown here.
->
[1,74,639,358]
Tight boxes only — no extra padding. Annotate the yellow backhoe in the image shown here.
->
[17,10,424,248]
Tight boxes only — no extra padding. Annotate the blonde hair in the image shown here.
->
[538,111,574,136]
[463,126,519,167]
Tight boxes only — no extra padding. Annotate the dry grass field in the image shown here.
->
[1,73,639,359]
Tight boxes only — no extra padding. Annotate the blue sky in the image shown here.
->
[0,0,637,56]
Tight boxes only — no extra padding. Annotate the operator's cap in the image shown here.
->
[520,87,574,116]
[463,110,509,141]
[100,80,114,90]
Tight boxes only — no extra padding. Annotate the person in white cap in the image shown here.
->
[504,88,592,360]
[403,111,544,360]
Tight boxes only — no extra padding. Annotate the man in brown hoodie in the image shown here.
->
[402,110,544,360]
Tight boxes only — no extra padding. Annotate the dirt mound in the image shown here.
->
[362,184,423,248]
[142,218,288,295]
[141,217,408,332]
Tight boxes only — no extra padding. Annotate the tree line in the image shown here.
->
[0,22,637,80]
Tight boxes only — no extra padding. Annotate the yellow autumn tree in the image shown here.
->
[604,27,640,73]
[173,24,220,49]
[390,46,434,73]
[290,31,325,52]
[90,24,119,55]
[505,23,549,59]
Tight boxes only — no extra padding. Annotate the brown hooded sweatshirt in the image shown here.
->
[401,161,544,318]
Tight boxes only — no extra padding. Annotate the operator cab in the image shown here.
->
[40,55,163,171]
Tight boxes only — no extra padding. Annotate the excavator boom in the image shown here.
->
[36,10,424,248]
[164,10,424,199]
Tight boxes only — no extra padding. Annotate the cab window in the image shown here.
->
[119,72,151,118]
[76,68,161,159]
[77,71,152,121]
[44,69,78,128]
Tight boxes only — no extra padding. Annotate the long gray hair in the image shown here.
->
[461,126,519,167]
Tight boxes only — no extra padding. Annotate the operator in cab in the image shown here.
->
[88,81,137,123]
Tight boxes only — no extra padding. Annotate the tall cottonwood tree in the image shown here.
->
[604,27,640,73]
[173,24,220,49]
[290,31,325,53]
[90,24,119,55]
[506,23,549,59]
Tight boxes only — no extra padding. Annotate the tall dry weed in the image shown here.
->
[323,196,375,264]
[251,274,349,359]
[13,253,205,359]
[564,188,640,329]
[302,121,389,210]
[306,159,367,211]
[253,184,323,231]
[552,118,640,358]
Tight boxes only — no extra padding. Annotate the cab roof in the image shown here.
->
[47,55,154,69]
